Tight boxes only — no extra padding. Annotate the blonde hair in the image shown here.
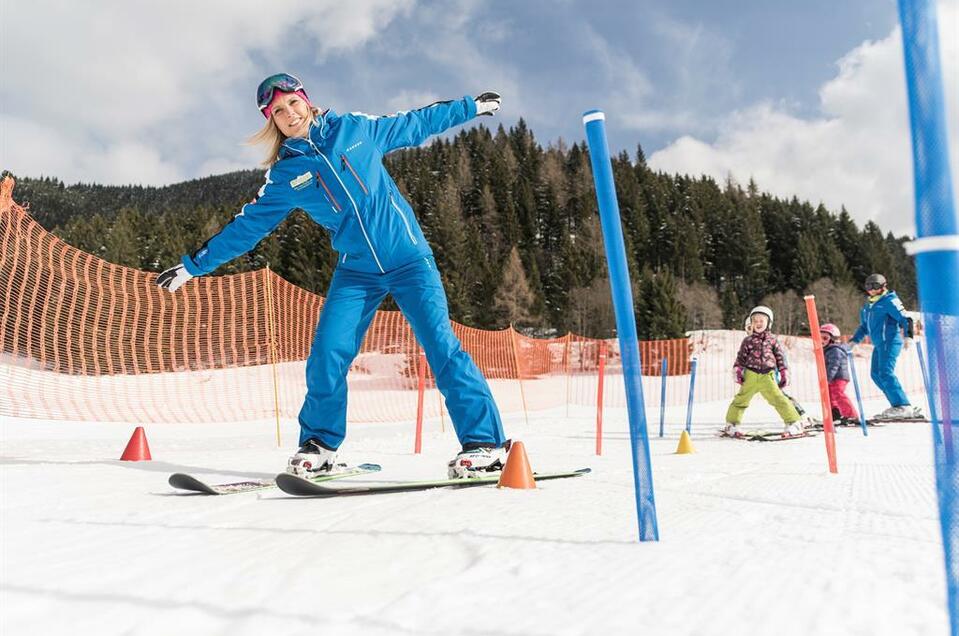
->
[246,106,321,167]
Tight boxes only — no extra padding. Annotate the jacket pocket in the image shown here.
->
[315,171,342,213]
[341,155,369,195]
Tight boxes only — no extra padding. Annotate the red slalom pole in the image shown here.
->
[414,349,426,454]
[596,341,607,456]
[804,295,838,474]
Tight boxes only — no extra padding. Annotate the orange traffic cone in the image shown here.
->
[120,426,152,461]
[497,441,536,489]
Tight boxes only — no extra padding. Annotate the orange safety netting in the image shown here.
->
[0,175,928,428]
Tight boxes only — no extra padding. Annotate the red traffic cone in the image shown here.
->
[497,441,536,489]
[120,426,152,461]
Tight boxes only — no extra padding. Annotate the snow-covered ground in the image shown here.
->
[1,393,949,635]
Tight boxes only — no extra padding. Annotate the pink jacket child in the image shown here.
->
[820,323,860,424]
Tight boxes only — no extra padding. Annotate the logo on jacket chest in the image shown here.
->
[290,171,314,190]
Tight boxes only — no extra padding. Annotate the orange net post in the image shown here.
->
[264,266,282,446]
[596,340,607,455]
[414,348,426,453]
[508,325,529,426]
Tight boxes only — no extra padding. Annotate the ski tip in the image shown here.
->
[168,473,219,495]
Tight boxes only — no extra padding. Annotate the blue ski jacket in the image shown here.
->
[824,342,851,382]
[850,291,911,347]
[180,96,479,276]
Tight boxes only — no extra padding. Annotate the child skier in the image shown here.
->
[848,273,921,420]
[820,323,860,426]
[157,73,509,478]
[724,306,804,438]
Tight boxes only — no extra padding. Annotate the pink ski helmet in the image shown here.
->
[820,323,841,339]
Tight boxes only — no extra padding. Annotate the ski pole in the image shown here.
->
[847,348,869,437]
[916,339,932,412]
[659,356,668,437]
[916,339,942,444]
[685,357,698,434]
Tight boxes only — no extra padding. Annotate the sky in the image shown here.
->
[1,0,956,236]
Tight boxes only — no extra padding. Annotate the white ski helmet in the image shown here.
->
[749,305,774,327]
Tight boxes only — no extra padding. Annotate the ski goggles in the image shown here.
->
[256,73,307,115]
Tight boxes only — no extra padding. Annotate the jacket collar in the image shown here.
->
[278,109,339,159]
[868,290,889,304]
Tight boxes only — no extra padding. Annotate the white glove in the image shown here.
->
[157,263,193,292]
[475,91,501,116]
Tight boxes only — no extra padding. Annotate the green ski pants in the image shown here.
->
[725,369,801,425]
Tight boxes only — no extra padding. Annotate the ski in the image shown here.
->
[169,463,382,495]
[836,419,885,428]
[745,430,818,442]
[274,468,591,498]
[717,429,817,442]
[867,417,929,425]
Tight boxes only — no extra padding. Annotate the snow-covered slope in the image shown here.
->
[1,394,946,635]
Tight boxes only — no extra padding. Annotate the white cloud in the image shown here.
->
[648,1,958,236]
[0,0,415,185]
[384,90,442,113]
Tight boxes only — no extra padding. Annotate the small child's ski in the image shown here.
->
[169,463,382,495]
[836,419,884,428]
[745,430,818,442]
[274,468,591,498]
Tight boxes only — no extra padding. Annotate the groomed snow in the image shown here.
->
[1,395,948,635]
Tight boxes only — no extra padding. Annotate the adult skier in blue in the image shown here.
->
[848,273,921,420]
[157,73,508,478]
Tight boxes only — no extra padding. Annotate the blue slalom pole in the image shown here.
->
[847,350,869,437]
[916,340,942,444]
[583,110,659,542]
[916,339,935,414]
[658,356,668,438]
[917,339,931,395]
[685,358,698,434]
[898,0,959,631]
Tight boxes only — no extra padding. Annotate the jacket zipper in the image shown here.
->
[309,141,384,273]
[389,194,418,245]
[341,155,368,195]
[315,171,342,213]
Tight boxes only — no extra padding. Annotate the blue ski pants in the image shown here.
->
[297,256,506,450]
[870,341,910,407]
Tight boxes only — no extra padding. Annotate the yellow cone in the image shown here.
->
[675,430,695,454]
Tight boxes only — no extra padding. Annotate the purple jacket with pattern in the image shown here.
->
[735,330,788,375]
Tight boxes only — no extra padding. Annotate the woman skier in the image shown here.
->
[157,73,508,478]
[848,273,921,421]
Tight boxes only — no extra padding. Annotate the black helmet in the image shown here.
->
[864,273,887,291]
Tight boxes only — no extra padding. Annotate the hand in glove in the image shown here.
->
[777,368,788,388]
[475,91,501,116]
[905,317,915,339]
[157,263,193,292]
[734,366,744,385]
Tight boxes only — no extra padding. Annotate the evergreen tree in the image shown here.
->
[493,247,537,328]
[638,268,687,339]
